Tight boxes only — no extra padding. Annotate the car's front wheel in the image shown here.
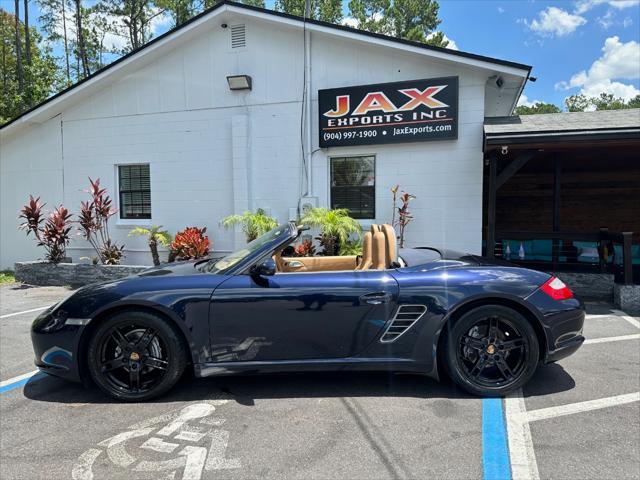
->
[445,305,539,397]
[87,310,187,401]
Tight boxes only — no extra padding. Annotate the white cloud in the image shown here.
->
[426,32,459,50]
[498,7,505,14]
[556,36,640,100]
[517,94,544,107]
[598,9,615,28]
[525,7,587,37]
[623,16,634,27]
[341,16,358,28]
[575,0,640,14]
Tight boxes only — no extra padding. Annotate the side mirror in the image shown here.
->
[251,258,276,277]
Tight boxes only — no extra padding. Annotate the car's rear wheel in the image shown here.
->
[445,305,539,397]
[87,310,187,401]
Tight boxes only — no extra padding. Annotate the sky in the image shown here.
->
[2,0,639,110]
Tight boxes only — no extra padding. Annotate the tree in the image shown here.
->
[275,0,342,22]
[565,93,640,112]
[129,225,172,266]
[0,10,60,124]
[222,209,279,243]
[515,102,561,115]
[99,0,155,53]
[299,207,361,256]
[154,0,199,26]
[347,0,448,47]
[14,0,23,95]
[38,0,72,85]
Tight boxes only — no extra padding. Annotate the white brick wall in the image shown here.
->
[0,13,506,268]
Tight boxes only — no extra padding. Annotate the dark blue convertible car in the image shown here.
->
[31,223,585,401]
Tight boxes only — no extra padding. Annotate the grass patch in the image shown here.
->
[0,270,15,284]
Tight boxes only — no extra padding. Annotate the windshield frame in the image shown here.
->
[200,222,298,275]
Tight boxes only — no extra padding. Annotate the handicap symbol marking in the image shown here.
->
[72,400,241,480]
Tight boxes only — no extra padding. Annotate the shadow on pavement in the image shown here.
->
[522,363,576,397]
[23,364,576,406]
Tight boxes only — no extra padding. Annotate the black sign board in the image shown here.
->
[318,76,458,147]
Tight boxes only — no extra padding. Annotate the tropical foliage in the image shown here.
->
[339,239,363,256]
[293,238,316,257]
[169,226,210,261]
[395,190,415,248]
[77,177,124,265]
[222,208,279,243]
[19,195,73,263]
[129,225,172,266]
[300,207,361,256]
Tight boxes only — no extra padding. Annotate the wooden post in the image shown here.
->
[622,232,633,285]
[552,156,562,268]
[487,155,498,259]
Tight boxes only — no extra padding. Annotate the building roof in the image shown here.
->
[484,108,640,147]
[1,0,531,133]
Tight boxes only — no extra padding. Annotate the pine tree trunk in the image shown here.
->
[23,0,30,105]
[149,237,160,266]
[75,0,89,77]
[1,12,7,92]
[61,0,71,84]
[14,0,24,94]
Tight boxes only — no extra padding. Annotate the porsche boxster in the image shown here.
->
[31,223,585,401]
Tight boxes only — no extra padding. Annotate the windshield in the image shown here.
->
[200,224,292,274]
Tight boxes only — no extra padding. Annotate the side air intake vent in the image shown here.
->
[380,305,427,343]
[230,24,246,49]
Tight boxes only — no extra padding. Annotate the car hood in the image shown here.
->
[135,259,213,278]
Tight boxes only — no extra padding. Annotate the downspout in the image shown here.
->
[304,0,313,197]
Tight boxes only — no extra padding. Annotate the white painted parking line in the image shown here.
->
[525,392,640,423]
[0,306,49,319]
[584,334,640,344]
[505,388,540,480]
[0,370,39,388]
[611,309,640,329]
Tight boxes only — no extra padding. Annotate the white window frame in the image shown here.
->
[115,163,152,226]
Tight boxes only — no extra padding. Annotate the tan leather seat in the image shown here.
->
[371,224,386,270]
[356,231,373,270]
[380,224,397,267]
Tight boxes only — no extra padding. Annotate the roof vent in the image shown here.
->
[380,305,427,343]
[230,24,246,49]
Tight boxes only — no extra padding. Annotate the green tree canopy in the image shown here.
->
[1,9,60,124]
[565,93,640,112]
[347,0,448,47]
[515,102,561,115]
[275,0,342,23]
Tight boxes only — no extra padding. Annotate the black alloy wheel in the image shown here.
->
[445,305,539,397]
[87,310,187,401]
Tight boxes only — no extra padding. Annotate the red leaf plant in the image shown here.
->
[293,239,316,257]
[169,227,210,261]
[19,197,73,263]
[390,185,416,248]
[78,178,124,265]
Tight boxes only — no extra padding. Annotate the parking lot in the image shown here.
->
[1,283,639,480]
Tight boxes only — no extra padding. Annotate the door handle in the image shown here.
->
[360,292,391,305]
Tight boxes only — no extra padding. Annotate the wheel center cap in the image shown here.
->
[129,352,140,361]
[486,344,496,355]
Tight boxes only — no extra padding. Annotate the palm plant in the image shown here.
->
[221,209,279,243]
[300,208,361,256]
[129,225,172,266]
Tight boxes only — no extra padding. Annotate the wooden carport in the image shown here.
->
[483,109,640,285]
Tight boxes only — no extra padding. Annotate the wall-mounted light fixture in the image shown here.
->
[226,75,252,91]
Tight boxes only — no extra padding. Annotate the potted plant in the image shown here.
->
[129,226,173,266]
[299,207,361,256]
[221,208,278,243]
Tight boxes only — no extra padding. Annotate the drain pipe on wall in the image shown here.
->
[304,0,313,198]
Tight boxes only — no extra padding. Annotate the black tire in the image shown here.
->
[445,305,539,397]
[87,310,187,401]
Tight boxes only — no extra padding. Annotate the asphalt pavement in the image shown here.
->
[0,283,638,480]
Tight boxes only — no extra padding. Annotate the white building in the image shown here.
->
[0,1,529,269]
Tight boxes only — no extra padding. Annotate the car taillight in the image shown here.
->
[540,276,574,301]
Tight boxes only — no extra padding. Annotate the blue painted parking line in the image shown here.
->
[482,397,511,480]
[0,371,47,394]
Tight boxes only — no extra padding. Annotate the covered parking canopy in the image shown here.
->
[482,109,640,284]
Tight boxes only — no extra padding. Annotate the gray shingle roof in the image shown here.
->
[484,108,640,135]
